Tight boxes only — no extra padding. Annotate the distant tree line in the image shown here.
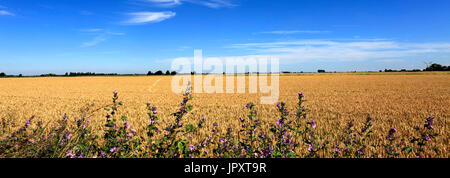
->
[1,63,448,78]
[147,70,177,75]
[40,73,58,77]
[64,72,119,76]
[381,63,449,72]
[0,72,23,78]
[382,69,422,72]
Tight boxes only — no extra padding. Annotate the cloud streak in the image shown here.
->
[143,0,236,8]
[228,39,450,62]
[123,11,176,25]
[80,28,104,32]
[0,10,14,16]
[259,30,331,35]
[80,29,125,47]
[143,0,182,7]
[81,36,107,47]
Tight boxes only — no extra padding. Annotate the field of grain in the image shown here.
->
[0,72,448,158]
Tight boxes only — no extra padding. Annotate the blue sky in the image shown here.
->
[1,0,450,75]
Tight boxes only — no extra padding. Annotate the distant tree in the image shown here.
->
[19,74,23,77]
[401,69,406,72]
[0,72,6,77]
[425,63,448,71]
[424,61,433,69]
[65,72,68,76]
[190,71,196,75]
[170,71,177,75]
[155,70,163,75]
[147,71,153,75]
[317,69,325,73]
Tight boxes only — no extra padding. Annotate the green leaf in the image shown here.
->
[403,146,414,153]
[185,124,197,132]
[177,142,185,152]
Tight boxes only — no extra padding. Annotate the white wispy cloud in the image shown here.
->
[106,31,125,36]
[81,36,107,47]
[124,11,176,25]
[259,30,331,35]
[0,10,14,16]
[188,0,236,8]
[80,28,104,32]
[80,29,125,47]
[80,28,125,36]
[143,0,182,7]
[228,39,450,62]
[143,0,236,8]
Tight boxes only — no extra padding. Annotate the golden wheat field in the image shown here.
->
[0,72,449,157]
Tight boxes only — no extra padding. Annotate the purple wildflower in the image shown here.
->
[308,144,313,152]
[66,150,76,158]
[347,121,354,128]
[311,119,316,129]
[386,128,397,140]
[357,149,364,155]
[245,103,253,109]
[335,147,341,155]
[424,117,435,129]
[189,144,195,151]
